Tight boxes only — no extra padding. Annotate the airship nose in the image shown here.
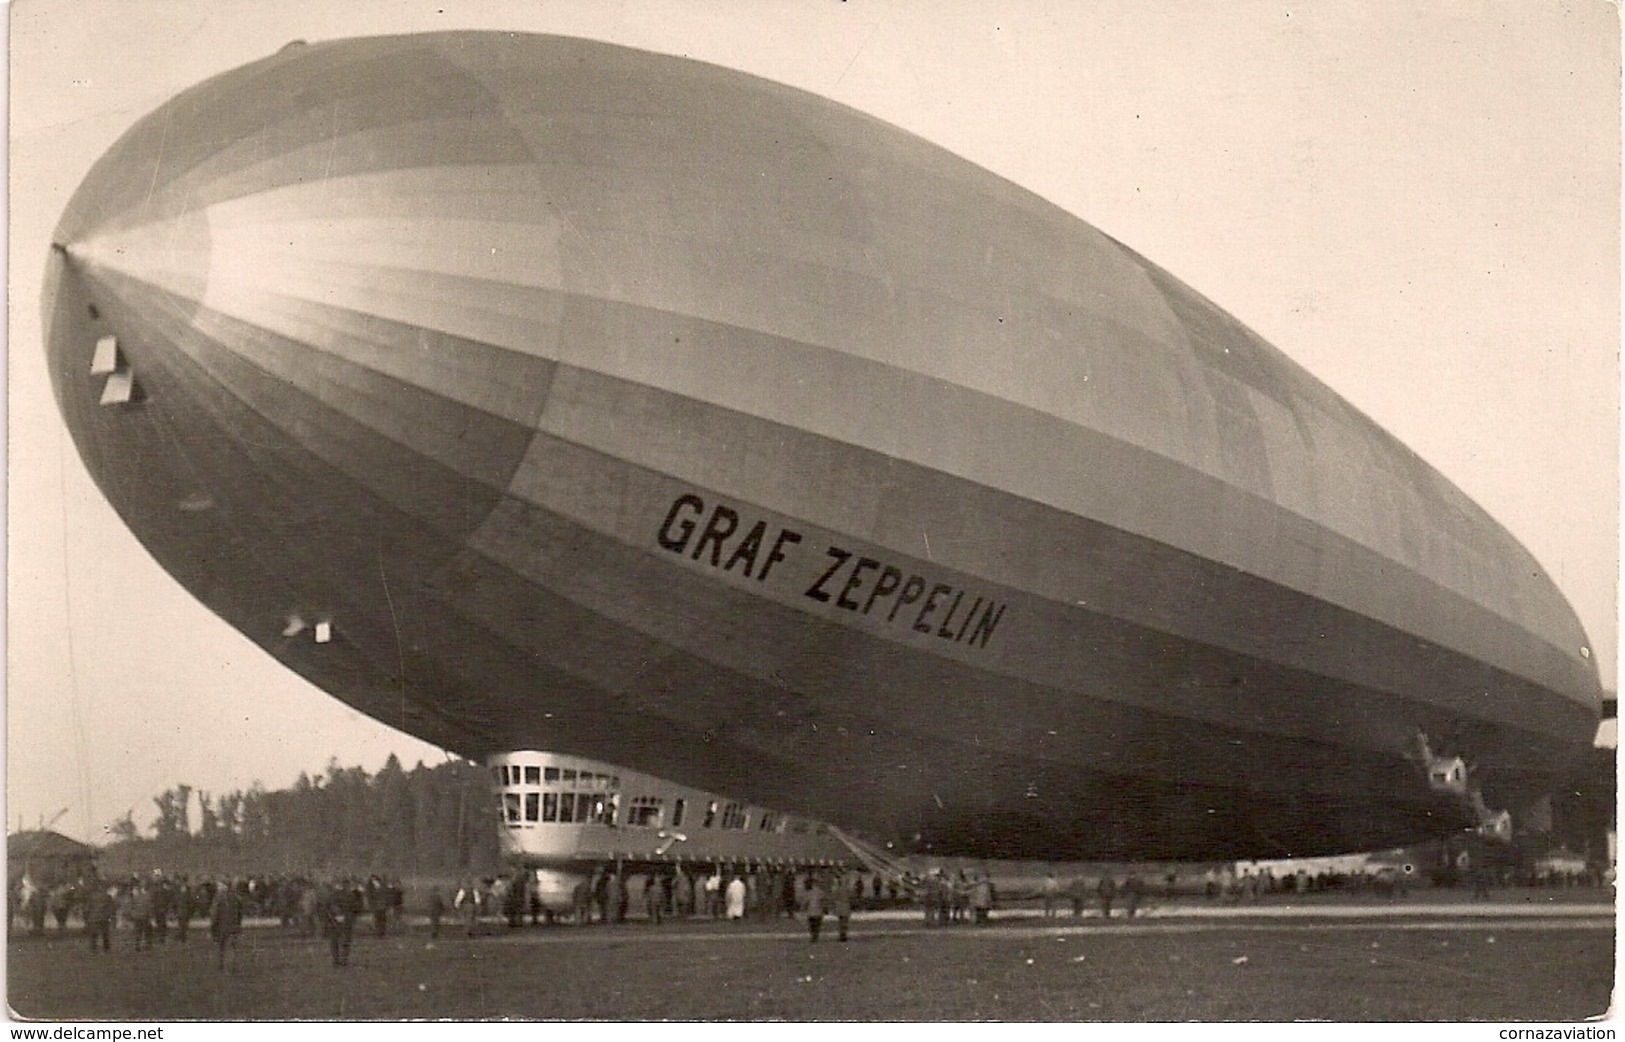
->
[41,43,557,679]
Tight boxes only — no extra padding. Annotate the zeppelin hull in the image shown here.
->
[45,32,1600,859]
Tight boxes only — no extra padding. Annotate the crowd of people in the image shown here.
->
[10,870,411,967]
[550,865,869,941]
[917,869,997,925]
[10,864,897,960]
[16,855,1610,963]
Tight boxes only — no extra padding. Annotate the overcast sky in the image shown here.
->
[8,0,1619,844]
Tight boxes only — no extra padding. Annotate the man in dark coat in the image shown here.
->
[643,873,663,925]
[830,871,853,942]
[970,873,993,925]
[571,875,594,925]
[151,874,172,944]
[209,880,244,970]
[455,878,480,937]
[1123,872,1143,919]
[1096,872,1117,919]
[366,875,389,938]
[322,880,362,966]
[591,869,609,925]
[504,872,527,928]
[83,883,115,953]
[801,875,828,943]
[127,881,155,952]
[426,886,446,939]
[781,872,798,919]
[48,884,74,934]
[174,876,194,943]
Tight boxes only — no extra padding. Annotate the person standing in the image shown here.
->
[1096,872,1117,919]
[593,869,611,924]
[673,867,693,919]
[570,875,593,926]
[937,873,955,925]
[174,876,194,943]
[18,874,45,938]
[725,874,747,921]
[323,880,361,966]
[209,879,244,971]
[83,882,115,953]
[298,883,321,938]
[747,872,764,921]
[366,875,390,938]
[704,870,722,918]
[970,873,993,925]
[781,872,798,919]
[127,881,155,952]
[643,873,664,925]
[48,884,74,934]
[1042,872,1061,919]
[1069,875,1087,917]
[503,872,526,929]
[1123,872,1143,919]
[426,886,446,939]
[951,871,970,924]
[455,878,480,937]
[801,874,827,943]
[830,871,853,942]
[1472,858,1493,900]
[151,873,172,945]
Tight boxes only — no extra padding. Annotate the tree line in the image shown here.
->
[99,755,502,881]
[92,745,1613,882]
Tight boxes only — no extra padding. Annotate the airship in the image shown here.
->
[44,31,1601,861]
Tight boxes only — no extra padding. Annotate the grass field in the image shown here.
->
[6,909,1614,1022]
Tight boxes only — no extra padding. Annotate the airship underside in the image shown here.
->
[45,33,1600,859]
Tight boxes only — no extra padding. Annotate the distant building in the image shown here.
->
[7,830,97,891]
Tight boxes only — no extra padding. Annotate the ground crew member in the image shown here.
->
[323,880,361,966]
[593,869,611,924]
[830,872,853,942]
[83,883,115,953]
[970,873,993,925]
[1097,872,1117,919]
[801,875,827,943]
[426,886,446,939]
[503,872,526,929]
[151,873,172,945]
[455,878,480,937]
[644,874,664,925]
[128,881,155,952]
[174,876,194,943]
[209,880,244,971]
[366,875,390,938]
[570,876,593,926]
[703,870,721,918]
[1042,872,1060,918]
